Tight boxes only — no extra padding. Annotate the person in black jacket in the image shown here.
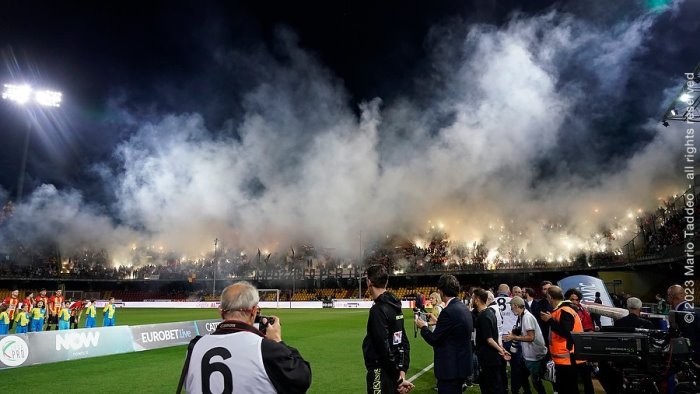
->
[363,264,414,394]
[614,297,654,329]
[531,281,554,345]
[472,288,508,394]
[416,274,474,394]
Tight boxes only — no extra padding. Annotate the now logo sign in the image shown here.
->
[55,332,101,351]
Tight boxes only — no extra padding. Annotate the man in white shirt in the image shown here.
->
[504,296,548,394]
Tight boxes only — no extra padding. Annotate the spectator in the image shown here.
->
[512,286,523,298]
[523,288,536,312]
[415,291,425,312]
[532,281,554,346]
[591,292,603,329]
[565,289,595,332]
[614,297,654,329]
[487,290,510,393]
[655,293,668,314]
[416,275,473,394]
[428,292,445,332]
[497,284,511,297]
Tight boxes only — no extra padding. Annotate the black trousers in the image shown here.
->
[480,362,506,394]
[555,364,579,394]
[366,368,397,394]
[437,378,463,394]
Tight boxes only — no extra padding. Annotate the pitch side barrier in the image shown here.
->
[120,300,414,309]
[0,318,222,369]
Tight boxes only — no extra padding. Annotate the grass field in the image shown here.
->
[0,308,559,393]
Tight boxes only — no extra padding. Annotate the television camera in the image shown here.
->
[572,328,698,394]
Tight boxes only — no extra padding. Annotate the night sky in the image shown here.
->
[0,0,697,258]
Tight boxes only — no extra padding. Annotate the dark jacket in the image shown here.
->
[532,298,554,345]
[614,314,655,330]
[420,298,474,381]
[363,292,410,380]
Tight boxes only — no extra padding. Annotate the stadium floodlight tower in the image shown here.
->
[662,63,700,126]
[2,83,63,201]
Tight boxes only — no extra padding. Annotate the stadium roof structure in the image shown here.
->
[662,62,700,126]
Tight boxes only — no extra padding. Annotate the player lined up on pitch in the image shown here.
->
[0,288,116,333]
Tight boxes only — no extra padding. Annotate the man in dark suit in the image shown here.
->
[614,297,654,329]
[416,274,474,394]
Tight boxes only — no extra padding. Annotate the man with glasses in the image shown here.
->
[179,281,312,394]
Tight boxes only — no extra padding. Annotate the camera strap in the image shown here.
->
[213,320,265,337]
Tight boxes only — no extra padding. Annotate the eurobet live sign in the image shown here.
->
[0,319,220,369]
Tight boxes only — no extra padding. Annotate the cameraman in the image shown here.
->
[363,264,414,394]
[179,281,311,394]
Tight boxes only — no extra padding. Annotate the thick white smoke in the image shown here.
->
[0,8,690,263]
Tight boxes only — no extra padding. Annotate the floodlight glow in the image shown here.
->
[2,83,63,107]
[670,109,677,116]
[2,84,32,104]
[679,93,693,103]
[35,89,62,107]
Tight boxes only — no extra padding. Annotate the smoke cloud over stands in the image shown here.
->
[0,4,694,263]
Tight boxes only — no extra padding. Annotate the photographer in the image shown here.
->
[179,281,312,394]
[416,275,473,394]
[363,264,414,394]
[504,296,548,394]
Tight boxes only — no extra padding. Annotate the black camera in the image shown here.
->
[254,310,275,334]
[511,327,522,336]
[413,308,428,322]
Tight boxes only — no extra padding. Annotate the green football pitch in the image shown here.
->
[0,308,558,393]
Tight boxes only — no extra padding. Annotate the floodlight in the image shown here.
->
[2,84,32,104]
[2,83,63,107]
[35,89,62,107]
[670,109,677,116]
[679,93,693,103]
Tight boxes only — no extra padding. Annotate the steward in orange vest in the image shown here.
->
[540,286,591,394]
[548,300,585,366]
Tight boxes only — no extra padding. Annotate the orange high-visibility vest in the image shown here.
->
[549,304,585,365]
